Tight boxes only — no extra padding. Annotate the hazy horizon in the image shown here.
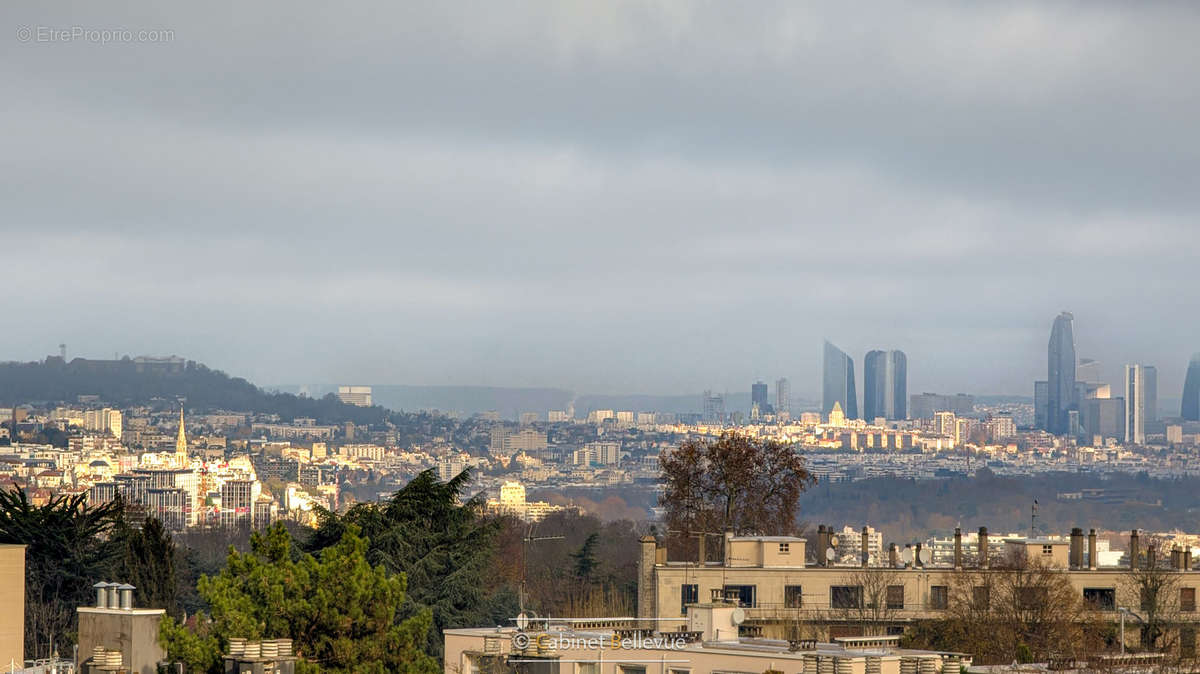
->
[5,2,1199,398]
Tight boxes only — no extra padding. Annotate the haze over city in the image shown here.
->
[5,2,1199,397]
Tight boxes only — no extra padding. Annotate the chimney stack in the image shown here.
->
[117,583,135,610]
[1187,548,1193,571]
[1148,544,1157,570]
[817,525,827,566]
[1130,530,1140,569]
[915,543,924,568]
[861,527,870,568]
[954,527,963,570]
[1070,528,1084,569]
[889,543,899,568]
[978,527,989,569]
[94,582,110,609]
[105,583,118,610]
[1088,529,1097,570]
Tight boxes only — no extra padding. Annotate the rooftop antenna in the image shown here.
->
[59,343,66,360]
[519,520,563,615]
[1031,499,1039,538]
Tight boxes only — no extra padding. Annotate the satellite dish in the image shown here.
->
[826,547,837,562]
[901,548,914,564]
[516,612,532,630]
[731,607,746,625]
[919,549,932,565]
[829,535,839,547]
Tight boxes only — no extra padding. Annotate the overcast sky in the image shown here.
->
[3,1,1199,399]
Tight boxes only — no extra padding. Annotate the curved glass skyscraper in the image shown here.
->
[823,340,857,419]
[1046,312,1078,435]
[1184,353,1200,422]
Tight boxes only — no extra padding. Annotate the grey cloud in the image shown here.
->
[2,1,1198,399]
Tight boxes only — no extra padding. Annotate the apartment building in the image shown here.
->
[446,604,969,674]
[638,527,1200,650]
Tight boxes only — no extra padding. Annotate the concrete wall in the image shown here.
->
[0,545,25,669]
[77,608,166,674]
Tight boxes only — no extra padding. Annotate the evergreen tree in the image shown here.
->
[0,489,122,658]
[162,523,436,674]
[306,469,517,656]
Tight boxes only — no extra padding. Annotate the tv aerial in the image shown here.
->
[731,607,746,625]
[919,548,932,566]
[900,548,914,565]
[825,547,837,562]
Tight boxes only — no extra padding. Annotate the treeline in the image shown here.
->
[0,357,452,431]
[0,469,643,672]
[798,468,1200,541]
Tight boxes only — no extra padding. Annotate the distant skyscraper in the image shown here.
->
[751,381,769,414]
[775,378,791,418]
[702,390,725,423]
[1184,354,1200,422]
[1034,381,1048,430]
[1076,358,1101,384]
[1145,365,1158,424]
[1125,364,1156,444]
[864,350,907,421]
[823,341,857,419]
[1046,312,1078,435]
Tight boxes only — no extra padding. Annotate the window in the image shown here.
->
[1018,586,1048,611]
[779,542,790,554]
[831,585,863,609]
[1042,544,1053,555]
[930,585,949,610]
[886,585,904,610]
[1083,588,1116,611]
[1141,587,1157,612]
[723,584,756,608]
[1183,588,1197,613]
[972,586,990,610]
[578,664,601,674]
[1182,627,1197,659]
[618,666,646,674]
[785,585,803,608]
[680,584,698,615]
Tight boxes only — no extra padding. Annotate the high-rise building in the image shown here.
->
[1083,397,1125,445]
[1034,381,1048,430]
[1184,354,1200,422]
[1125,364,1156,445]
[702,391,725,423]
[1076,358,1102,385]
[751,381,769,414]
[864,350,907,421]
[823,341,857,419]
[1145,365,1158,425]
[909,393,974,420]
[336,386,373,407]
[775,378,791,419]
[1046,312,1078,435]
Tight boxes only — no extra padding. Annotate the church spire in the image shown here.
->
[175,406,188,466]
